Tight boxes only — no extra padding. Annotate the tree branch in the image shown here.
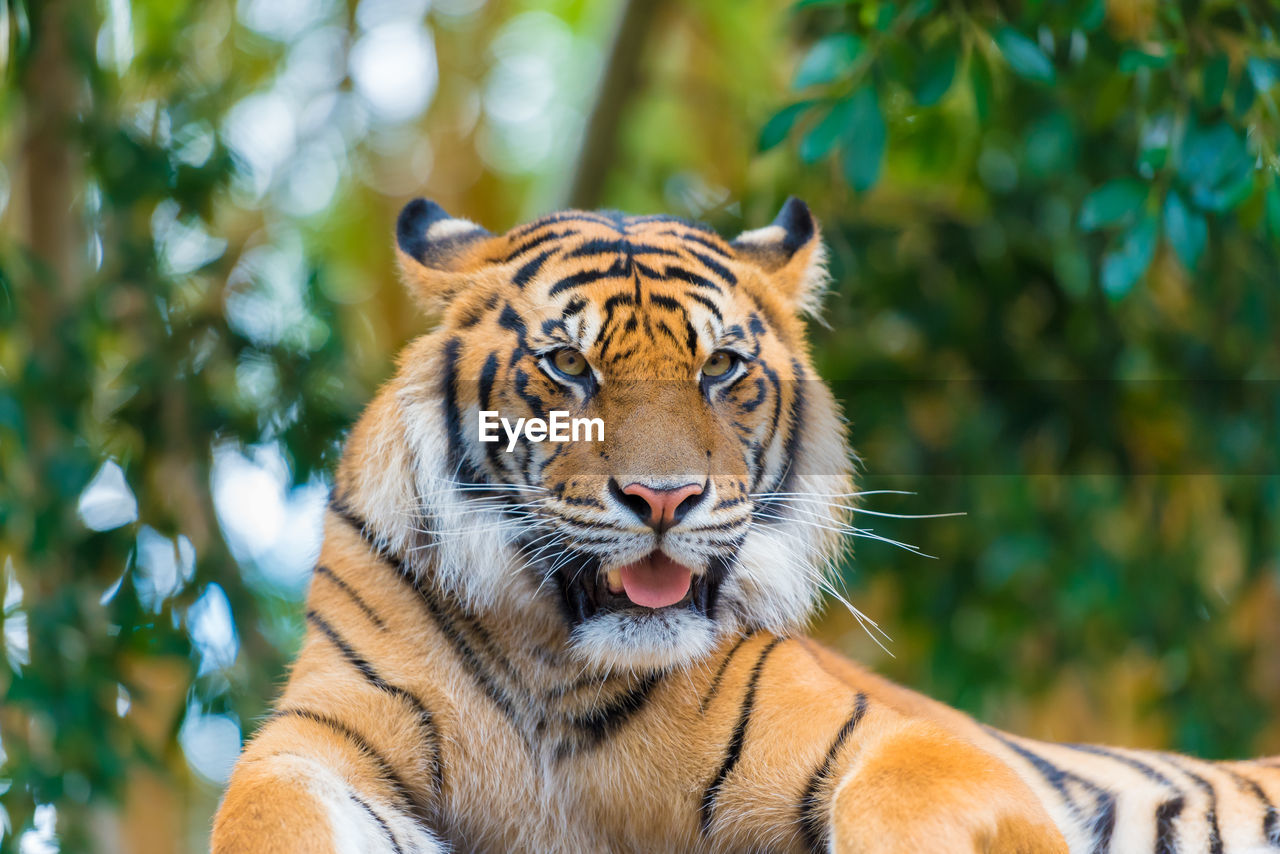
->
[564,0,666,210]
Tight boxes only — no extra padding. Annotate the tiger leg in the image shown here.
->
[211,717,445,854]
[826,720,1067,854]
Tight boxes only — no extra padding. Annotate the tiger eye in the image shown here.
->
[702,351,735,377]
[552,349,588,377]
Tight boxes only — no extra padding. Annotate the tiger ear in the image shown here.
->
[395,198,498,311]
[730,197,830,318]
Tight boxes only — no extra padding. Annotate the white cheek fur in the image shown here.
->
[353,354,851,672]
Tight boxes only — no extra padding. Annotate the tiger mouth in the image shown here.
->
[560,551,720,623]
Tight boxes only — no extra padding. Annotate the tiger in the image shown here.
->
[211,197,1280,853]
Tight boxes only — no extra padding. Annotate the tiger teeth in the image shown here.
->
[606,568,624,594]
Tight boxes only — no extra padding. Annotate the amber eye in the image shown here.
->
[551,349,588,377]
[702,350,737,378]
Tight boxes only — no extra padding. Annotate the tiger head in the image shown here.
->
[338,199,853,672]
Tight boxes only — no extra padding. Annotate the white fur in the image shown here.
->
[272,754,448,853]
[425,217,485,241]
[730,224,786,247]
[569,607,720,672]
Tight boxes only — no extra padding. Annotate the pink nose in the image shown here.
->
[620,482,705,532]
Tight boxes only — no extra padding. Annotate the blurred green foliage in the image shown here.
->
[753,0,1280,759]
[0,0,1277,850]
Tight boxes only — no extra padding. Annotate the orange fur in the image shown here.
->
[212,201,1277,854]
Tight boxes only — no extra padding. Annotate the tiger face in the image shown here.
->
[361,199,852,671]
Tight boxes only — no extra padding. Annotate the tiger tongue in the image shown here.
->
[618,553,693,609]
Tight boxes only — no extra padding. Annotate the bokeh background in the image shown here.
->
[2,0,1279,850]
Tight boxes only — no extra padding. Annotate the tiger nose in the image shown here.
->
[612,480,705,532]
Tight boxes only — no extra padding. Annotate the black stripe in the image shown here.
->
[478,353,507,476]
[348,791,405,854]
[773,358,808,495]
[653,319,685,351]
[314,566,387,630]
[798,693,869,854]
[1160,756,1223,854]
[273,707,422,816]
[306,610,444,793]
[497,304,526,338]
[685,291,724,323]
[699,637,784,834]
[415,584,531,746]
[557,671,664,759]
[507,211,616,240]
[661,265,723,293]
[326,497,529,750]
[737,377,769,414]
[440,337,482,484]
[750,363,785,493]
[513,248,555,288]
[658,229,731,258]
[686,247,737,287]
[987,730,1116,854]
[512,368,548,419]
[648,293,689,315]
[700,634,753,713]
[1062,744,1193,854]
[1064,743,1178,788]
[566,238,678,259]
[1154,796,1184,854]
[629,214,718,235]
[1218,764,1280,846]
[502,228,569,263]
[547,260,631,297]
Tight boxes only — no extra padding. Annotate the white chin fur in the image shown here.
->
[569,608,725,672]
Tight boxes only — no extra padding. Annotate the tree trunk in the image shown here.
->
[564,0,667,210]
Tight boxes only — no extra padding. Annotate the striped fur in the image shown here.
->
[212,200,1278,853]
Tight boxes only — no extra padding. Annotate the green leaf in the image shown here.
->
[902,0,937,23]
[792,33,864,89]
[1266,184,1280,239]
[1024,111,1075,176]
[1076,0,1106,30]
[1163,191,1207,270]
[1178,122,1254,212]
[868,3,895,31]
[1079,179,1148,230]
[1118,47,1171,73]
[799,99,854,163]
[994,27,1056,84]
[1202,54,1229,105]
[758,101,815,152]
[914,34,960,106]
[969,50,992,123]
[790,0,853,9]
[1137,113,1172,174]
[840,86,886,191]
[1101,214,1158,298]
[1233,68,1256,117]
[1246,57,1280,92]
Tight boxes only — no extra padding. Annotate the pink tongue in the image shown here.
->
[619,554,692,609]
